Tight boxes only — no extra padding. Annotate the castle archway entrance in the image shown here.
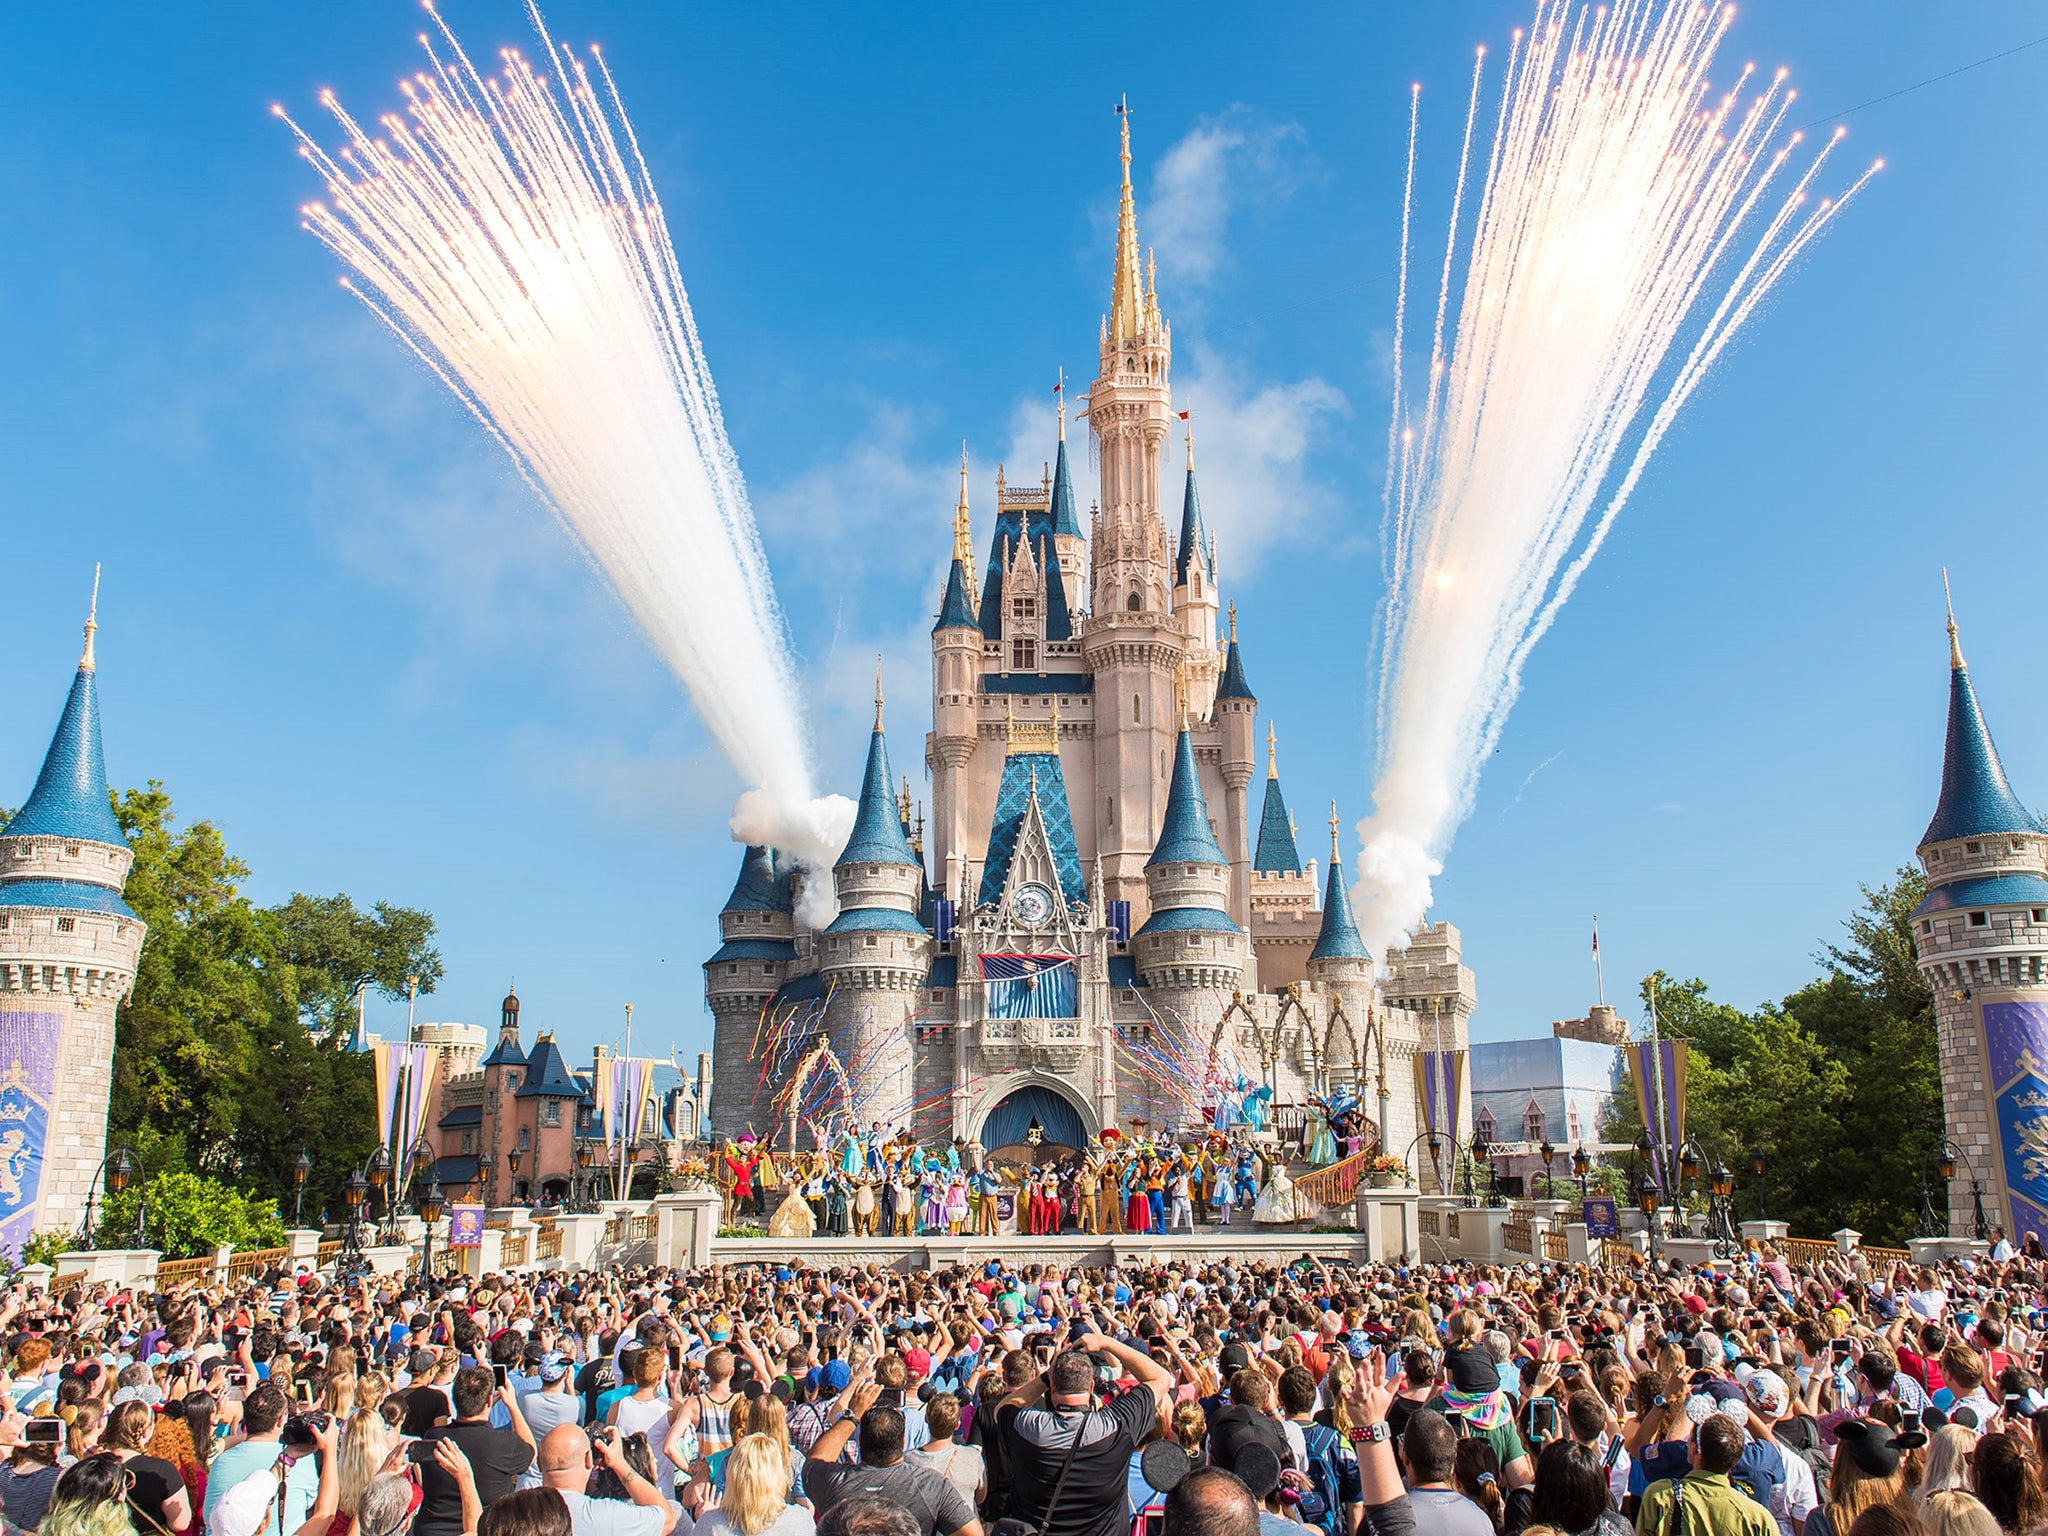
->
[975,1079,1094,1170]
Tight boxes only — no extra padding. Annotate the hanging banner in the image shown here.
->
[372,1042,396,1146]
[0,1010,63,1255]
[1625,1039,1688,1185]
[980,954,1078,1019]
[1412,1049,1465,1192]
[1985,1001,2048,1242]
[447,1204,486,1249]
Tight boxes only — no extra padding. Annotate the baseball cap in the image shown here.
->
[536,1352,569,1385]
[902,1347,931,1378]
[818,1359,852,1393]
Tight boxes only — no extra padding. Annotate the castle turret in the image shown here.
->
[1049,396,1086,597]
[1910,593,2048,1238]
[1083,103,1185,916]
[929,451,985,901]
[0,581,147,1237]
[704,845,798,1138]
[1173,431,1222,709]
[1134,730,1246,979]
[817,677,931,1129]
[1308,808,1377,1108]
[1213,607,1257,930]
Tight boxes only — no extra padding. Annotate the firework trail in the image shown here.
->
[1357,0,1878,955]
[280,4,854,912]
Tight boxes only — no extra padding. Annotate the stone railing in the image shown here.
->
[1544,1230,1570,1263]
[1502,1220,1533,1256]
[501,1232,529,1267]
[1418,1209,1440,1237]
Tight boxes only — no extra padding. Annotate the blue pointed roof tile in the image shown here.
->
[6,664,125,846]
[482,1032,527,1069]
[1311,847,1370,963]
[978,751,1086,908]
[837,725,920,867]
[1175,467,1209,588]
[1215,639,1255,702]
[516,1034,583,1098]
[1254,775,1302,875]
[1148,731,1229,867]
[1922,657,2042,848]
[1050,441,1083,539]
[722,845,790,913]
[934,559,978,633]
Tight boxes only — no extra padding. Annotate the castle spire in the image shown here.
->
[837,690,919,868]
[873,653,884,730]
[1945,568,1965,671]
[1057,368,1066,442]
[1921,584,2042,848]
[1109,97,1147,344]
[1253,724,1302,875]
[82,563,101,672]
[5,593,126,847]
[1310,804,1370,962]
[953,443,973,567]
[1267,722,1277,780]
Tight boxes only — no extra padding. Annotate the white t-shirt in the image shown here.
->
[1774,1445,1819,1536]
[701,1508,814,1536]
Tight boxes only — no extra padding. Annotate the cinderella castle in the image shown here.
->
[704,114,1476,1166]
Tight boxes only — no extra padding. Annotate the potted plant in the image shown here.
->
[1366,1154,1407,1189]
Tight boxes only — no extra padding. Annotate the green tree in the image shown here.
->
[94,1169,287,1258]
[269,892,443,1042]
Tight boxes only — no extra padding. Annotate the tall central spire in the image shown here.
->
[953,444,973,567]
[1110,97,1147,344]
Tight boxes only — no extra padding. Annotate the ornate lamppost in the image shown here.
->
[1571,1145,1591,1202]
[367,1144,391,1233]
[1464,1138,1486,1208]
[1637,1174,1663,1264]
[291,1150,313,1227]
[79,1146,136,1252]
[1538,1139,1557,1201]
[507,1146,525,1206]
[418,1175,445,1279]
[1749,1147,1769,1223]
[575,1141,595,1213]
[338,1167,370,1285]
[1708,1161,1738,1257]
[1926,1138,1989,1242]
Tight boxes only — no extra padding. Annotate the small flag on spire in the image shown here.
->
[1176,410,1190,421]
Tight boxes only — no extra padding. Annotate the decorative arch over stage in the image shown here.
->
[976,1080,1092,1163]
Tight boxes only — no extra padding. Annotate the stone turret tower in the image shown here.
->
[1083,102,1185,918]
[1910,596,2048,1238]
[1309,809,1391,1146]
[704,845,797,1140]
[1174,433,1221,708]
[929,454,985,904]
[0,587,147,1241]
[1214,610,1257,930]
[818,679,931,1130]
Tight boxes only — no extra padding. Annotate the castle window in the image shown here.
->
[0,916,8,932]
[64,843,80,858]
[1523,1105,1545,1142]
[727,964,739,976]
[1967,841,1983,854]
[1923,919,1934,933]
[1970,912,1989,927]
[542,1101,561,1127]
[2017,841,2029,853]
[762,964,774,977]
[1132,694,1141,724]
[56,917,75,934]
[2034,910,2046,923]
[1012,596,1037,621]
[865,935,878,947]
[461,1132,472,1153]
[1011,638,1036,670]
[1474,1106,1497,1143]
[518,1128,530,1150]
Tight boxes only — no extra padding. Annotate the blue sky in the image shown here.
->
[5,2,2046,1064]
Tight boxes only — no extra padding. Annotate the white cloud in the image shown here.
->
[1146,109,1310,291]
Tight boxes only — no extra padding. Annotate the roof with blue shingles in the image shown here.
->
[1912,872,2048,919]
[0,878,136,919]
[1176,467,1210,588]
[977,510,1073,643]
[1310,850,1370,962]
[481,1033,528,1070]
[1135,905,1244,936]
[1148,731,1229,868]
[978,751,1086,909]
[1049,441,1083,538]
[5,663,126,847]
[934,559,978,633]
[1253,775,1301,874]
[517,1035,584,1098]
[824,906,928,935]
[1923,661,2042,847]
[837,725,920,867]
[708,938,797,963]
[1215,639,1254,702]
[722,845,791,913]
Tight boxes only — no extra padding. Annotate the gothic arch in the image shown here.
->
[968,1072,1097,1155]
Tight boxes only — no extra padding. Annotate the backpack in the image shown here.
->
[1297,1422,1354,1536]
[1775,1414,1832,1506]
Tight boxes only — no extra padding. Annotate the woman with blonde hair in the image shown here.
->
[732,1392,806,1506]
[1924,1491,2002,1536]
[1808,1421,1924,1536]
[1919,1427,1981,1506]
[331,1411,399,1536]
[698,1435,812,1536]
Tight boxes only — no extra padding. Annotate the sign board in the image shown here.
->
[1582,1197,1620,1238]
[448,1204,486,1249]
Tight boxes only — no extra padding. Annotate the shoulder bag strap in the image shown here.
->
[1036,1406,1090,1535]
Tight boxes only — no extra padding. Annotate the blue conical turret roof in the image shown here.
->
[1148,730,1229,867]
[1311,834,1370,962]
[1175,465,1209,588]
[1922,632,2042,848]
[934,558,977,633]
[1050,440,1083,539]
[837,718,920,867]
[722,845,791,913]
[1216,637,1254,702]
[7,662,125,846]
[1254,774,1301,875]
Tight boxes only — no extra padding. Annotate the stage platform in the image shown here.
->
[710,1230,1385,1270]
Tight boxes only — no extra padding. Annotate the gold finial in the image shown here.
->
[1175,659,1188,730]
[1329,801,1341,865]
[1267,722,1278,780]
[899,775,913,825]
[1005,695,1016,745]
[874,654,885,730]
[1227,601,1237,643]
[1184,410,1195,471]
[1057,367,1067,442]
[996,462,1006,500]
[1110,96,1145,343]
[81,563,101,671]
[953,443,973,567]
[1945,568,1966,671]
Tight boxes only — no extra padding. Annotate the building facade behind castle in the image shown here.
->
[0,599,146,1247]
[1910,606,2048,1239]
[705,117,1475,1162]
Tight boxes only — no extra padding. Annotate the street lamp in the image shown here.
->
[1637,1174,1663,1264]
[79,1145,137,1252]
[1749,1148,1769,1223]
[367,1144,391,1228]
[1709,1162,1737,1257]
[292,1150,313,1227]
[1539,1140,1556,1200]
[339,1167,370,1285]
[1571,1145,1591,1201]
[507,1146,524,1206]
[418,1175,445,1279]
[1465,1138,1487,1208]
[1928,1139,1989,1242]
[576,1141,594,1213]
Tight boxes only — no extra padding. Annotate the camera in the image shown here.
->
[282,1413,331,1448]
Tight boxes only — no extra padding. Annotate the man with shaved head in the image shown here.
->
[535,1424,678,1536]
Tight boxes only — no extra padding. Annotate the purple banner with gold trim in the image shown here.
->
[448,1204,486,1249]
[1983,1002,2048,1243]
[0,1010,64,1256]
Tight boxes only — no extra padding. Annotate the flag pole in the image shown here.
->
[616,1003,634,1201]
[1645,974,1667,1194]
[1593,917,1606,1007]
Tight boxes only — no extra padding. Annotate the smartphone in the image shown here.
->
[1830,1340,1852,1359]
[669,1344,681,1370]
[1530,1397,1559,1439]
[1684,1346,1705,1371]
[294,1381,312,1404]
[1445,1411,1470,1439]
[493,1364,508,1389]
[24,1420,63,1446]
[228,1368,248,1389]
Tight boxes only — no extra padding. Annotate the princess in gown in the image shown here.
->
[1124,1159,1152,1234]
[1253,1160,1296,1224]
[1305,1101,1338,1167]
